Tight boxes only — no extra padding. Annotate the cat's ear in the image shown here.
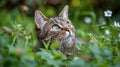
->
[59,5,69,19]
[35,10,48,29]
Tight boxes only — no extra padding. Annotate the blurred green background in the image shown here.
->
[0,0,120,67]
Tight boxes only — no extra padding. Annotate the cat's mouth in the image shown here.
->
[62,31,73,44]
[58,31,74,45]
[58,32,73,48]
[64,35,72,44]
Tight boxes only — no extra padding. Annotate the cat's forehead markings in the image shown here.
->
[55,17,65,21]
[55,17,66,23]
[49,18,58,24]
[49,17,60,23]
[54,17,65,26]
[48,17,67,27]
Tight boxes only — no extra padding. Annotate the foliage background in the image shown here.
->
[0,0,120,67]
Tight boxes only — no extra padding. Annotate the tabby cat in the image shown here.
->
[34,5,83,54]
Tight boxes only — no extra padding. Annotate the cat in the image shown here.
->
[33,5,83,55]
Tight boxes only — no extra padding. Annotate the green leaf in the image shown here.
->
[9,33,17,46]
[69,58,85,67]
[43,40,50,50]
[90,45,100,55]
[22,53,34,61]
[51,42,59,49]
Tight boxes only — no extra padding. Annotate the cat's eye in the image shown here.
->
[66,21,72,27]
[52,25,60,31]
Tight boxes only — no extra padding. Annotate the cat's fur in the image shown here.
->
[34,5,83,54]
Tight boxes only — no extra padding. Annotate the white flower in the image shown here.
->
[113,21,120,27]
[104,10,112,17]
[84,17,92,24]
[105,29,110,34]
[17,24,22,28]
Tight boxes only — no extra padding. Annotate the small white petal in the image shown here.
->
[84,17,92,24]
[105,29,110,34]
[17,24,22,28]
[104,10,112,17]
[113,21,120,27]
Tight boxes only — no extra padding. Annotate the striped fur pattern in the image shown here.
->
[34,5,82,54]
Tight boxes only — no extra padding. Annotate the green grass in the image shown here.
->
[0,0,120,67]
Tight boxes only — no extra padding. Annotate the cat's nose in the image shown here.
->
[61,27,72,37]
[61,27,70,32]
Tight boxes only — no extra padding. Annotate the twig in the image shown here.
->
[2,26,23,38]
[3,26,12,35]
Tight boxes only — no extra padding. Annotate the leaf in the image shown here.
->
[90,45,100,55]
[9,33,17,46]
[51,42,59,49]
[69,58,85,67]
[22,53,35,61]
[43,40,50,50]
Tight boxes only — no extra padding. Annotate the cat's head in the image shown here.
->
[34,5,75,48]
